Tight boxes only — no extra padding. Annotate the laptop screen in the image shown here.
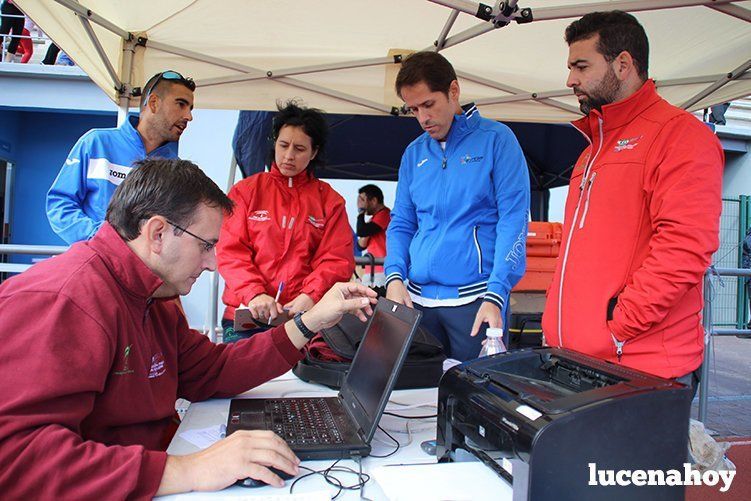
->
[342,299,420,439]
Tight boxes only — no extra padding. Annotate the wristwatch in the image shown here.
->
[294,312,317,339]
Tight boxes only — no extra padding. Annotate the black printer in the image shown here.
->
[436,348,692,501]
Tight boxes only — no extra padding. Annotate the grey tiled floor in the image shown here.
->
[692,336,751,437]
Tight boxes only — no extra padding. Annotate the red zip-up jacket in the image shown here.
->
[218,165,354,320]
[542,80,723,379]
[0,223,304,499]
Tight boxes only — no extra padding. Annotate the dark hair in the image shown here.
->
[395,51,457,98]
[358,184,384,204]
[140,71,195,109]
[269,100,328,174]
[565,11,649,81]
[106,159,233,241]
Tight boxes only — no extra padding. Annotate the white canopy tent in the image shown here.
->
[14,0,751,124]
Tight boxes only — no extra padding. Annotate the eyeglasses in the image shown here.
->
[167,221,216,253]
[142,70,196,102]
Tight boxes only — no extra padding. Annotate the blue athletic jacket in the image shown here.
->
[385,105,529,313]
[46,115,179,244]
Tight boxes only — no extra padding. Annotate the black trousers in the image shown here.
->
[42,42,60,65]
[0,2,23,55]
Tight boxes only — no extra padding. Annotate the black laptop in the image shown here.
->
[226,297,422,460]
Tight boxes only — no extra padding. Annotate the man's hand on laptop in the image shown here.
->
[281,283,376,348]
[304,282,377,328]
[156,429,300,495]
[386,280,413,308]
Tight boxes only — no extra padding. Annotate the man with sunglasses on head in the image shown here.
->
[46,70,195,244]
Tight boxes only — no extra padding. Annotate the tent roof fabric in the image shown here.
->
[15,0,751,123]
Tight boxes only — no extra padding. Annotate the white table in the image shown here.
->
[161,371,455,500]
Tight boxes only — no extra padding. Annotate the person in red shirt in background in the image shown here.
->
[217,101,355,342]
[356,184,391,282]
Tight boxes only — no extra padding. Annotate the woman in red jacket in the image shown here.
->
[217,102,355,342]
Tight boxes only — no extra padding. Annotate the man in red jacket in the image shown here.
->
[0,158,376,499]
[542,11,723,394]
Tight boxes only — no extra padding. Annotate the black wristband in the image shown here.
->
[294,312,316,339]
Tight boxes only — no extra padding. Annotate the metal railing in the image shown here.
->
[698,266,751,423]
[1,13,54,63]
[0,244,68,274]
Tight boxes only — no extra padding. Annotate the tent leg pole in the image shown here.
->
[698,272,712,423]
[116,36,136,126]
[206,156,241,343]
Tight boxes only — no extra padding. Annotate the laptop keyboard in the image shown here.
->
[265,398,344,446]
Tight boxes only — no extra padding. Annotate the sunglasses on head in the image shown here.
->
[142,70,196,102]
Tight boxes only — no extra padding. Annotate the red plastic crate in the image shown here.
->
[513,222,562,292]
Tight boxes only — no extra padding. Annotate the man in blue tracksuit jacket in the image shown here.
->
[46,71,195,244]
[386,52,529,361]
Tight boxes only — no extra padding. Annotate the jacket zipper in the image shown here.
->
[578,171,597,229]
[611,333,626,362]
[473,225,483,274]
[557,117,604,347]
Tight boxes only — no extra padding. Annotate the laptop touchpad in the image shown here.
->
[241,411,266,429]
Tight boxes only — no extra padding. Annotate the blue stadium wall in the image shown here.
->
[0,109,116,262]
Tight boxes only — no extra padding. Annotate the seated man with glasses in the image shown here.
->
[46,70,196,244]
[0,158,377,498]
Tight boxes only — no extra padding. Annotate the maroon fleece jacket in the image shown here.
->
[0,223,303,499]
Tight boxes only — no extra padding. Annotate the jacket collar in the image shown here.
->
[87,223,165,301]
[120,115,146,152]
[269,162,315,188]
[122,114,179,156]
[443,102,481,145]
[572,79,661,140]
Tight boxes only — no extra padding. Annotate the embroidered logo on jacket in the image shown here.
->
[417,158,428,168]
[307,216,325,229]
[460,154,484,165]
[614,135,643,152]
[148,352,166,379]
[113,344,135,376]
[249,210,271,222]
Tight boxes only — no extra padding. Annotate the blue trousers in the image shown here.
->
[416,299,490,362]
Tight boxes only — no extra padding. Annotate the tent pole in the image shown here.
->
[656,72,751,87]
[77,16,122,94]
[709,3,751,22]
[53,0,130,39]
[146,38,399,114]
[681,59,751,110]
[431,0,741,50]
[275,77,398,115]
[457,70,581,115]
[476,88,571,106]
[435,10,461,50]
[145,39,265,74]
[530,0,740,22]
[117,37,136,127]
[205,156,241,343]
[195,56,397,88]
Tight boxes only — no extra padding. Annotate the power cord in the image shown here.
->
[369,425,401,458]
[383,411,437,419]
[289,457,371,500]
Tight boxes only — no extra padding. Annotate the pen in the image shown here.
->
[274,281,285,303]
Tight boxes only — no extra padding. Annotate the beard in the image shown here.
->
[575,66,622,115]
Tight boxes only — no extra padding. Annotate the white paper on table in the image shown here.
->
[178,424,226,449]
[373,462,512,501]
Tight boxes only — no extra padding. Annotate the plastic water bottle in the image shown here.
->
[478,327,507,358]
